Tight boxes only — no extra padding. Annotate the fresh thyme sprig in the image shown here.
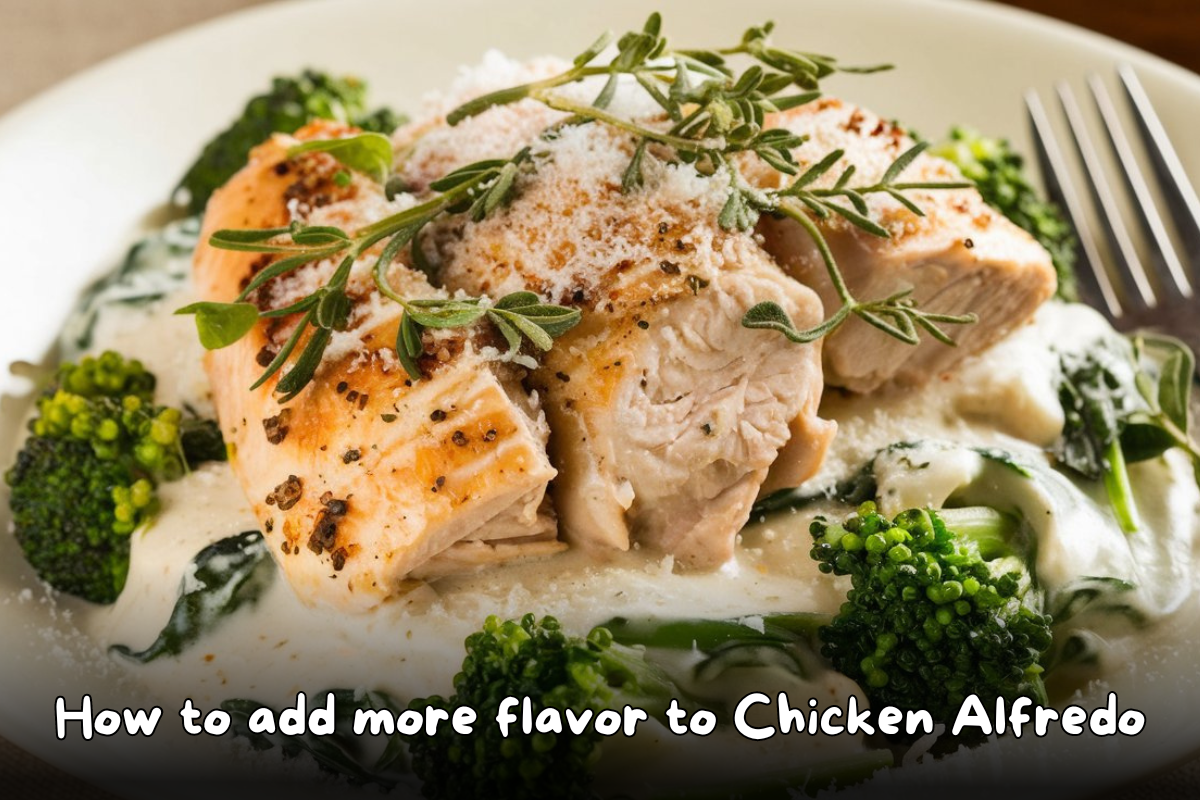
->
[393,292,582,380]
[742,142,978,344]
[182,145,579,400]
[446,14,976,348]
[450,16,841,187]
[183,14,978,403]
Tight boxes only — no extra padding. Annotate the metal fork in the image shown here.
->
[1025,66,1200,361]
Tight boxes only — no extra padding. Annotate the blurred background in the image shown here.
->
[3,0,1200,116]
[1,0,1198,797]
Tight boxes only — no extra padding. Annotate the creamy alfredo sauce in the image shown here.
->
[30,232,1200,789]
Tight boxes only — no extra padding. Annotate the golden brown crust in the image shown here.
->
[194,124,557,611]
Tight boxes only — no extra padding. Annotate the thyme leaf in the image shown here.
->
[392,294,582,381]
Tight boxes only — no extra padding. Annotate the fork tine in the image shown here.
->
[1024,90,1122,317]
[1088,75,1194,300]
[1056,81,1158,309]
[1118,65,1200,272]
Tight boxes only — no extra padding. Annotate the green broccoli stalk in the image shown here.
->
[6,351,225,603]
[932,127,1079,301]
[407,614,680,800]
[810,502,1052,724]
[174,70,405,214]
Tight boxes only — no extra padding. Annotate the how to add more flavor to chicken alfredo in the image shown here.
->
[7,14,1200,799]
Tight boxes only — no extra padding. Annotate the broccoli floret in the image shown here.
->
[408,614,678,800]
[36,392,186,480]
[32,352,190,481]
[48,349,156,400]
[174,70,405,214]
[6,351,225,603]
[810,502,1052,724]
[6,436,146,603]
[932,127,1079,301]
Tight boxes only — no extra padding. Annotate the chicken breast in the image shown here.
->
[193,123,560,611]
[744,99,1057,393]
[399,112,836,569]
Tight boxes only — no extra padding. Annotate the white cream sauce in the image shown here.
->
[42,273,1200,787]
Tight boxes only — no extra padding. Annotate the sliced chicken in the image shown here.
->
[743,99,1057,393]
[399,114,836,569]
[193,122,559,611]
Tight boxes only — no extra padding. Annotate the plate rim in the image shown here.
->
[2,0,1199,796]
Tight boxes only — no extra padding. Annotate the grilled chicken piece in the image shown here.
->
[193,122,559,611]
[743,99,1057,393]
[399,115,836,569]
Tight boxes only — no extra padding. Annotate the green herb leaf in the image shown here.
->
[880,141,927,185]
[396,312,424,381]
[1120,420,1178,463]
[110,531,272,663]
[1151,336,1194,433]
[594,73,620,110]
[275,327,332,402]
[175,301,260,350]
[250,308,312,391]
[238,249,342,300]
[490,313,523,353]
[208,226,294,246]
[288,132,394,183]
[493,291,542,311]
[447,85,535,126]
[1055,333,1200,496]
[790,153,844,194]
[429,158,513,191]
[290,225,352,246]
[406,302,487,328]
[741,301,847,343]
[1054,343,1131,481]
[621,140,649,193]
[575,31,616,68]
[497,310,555,351]
[824,202,889,238]
[315,287,353,330]
[855,308,918,345]
[511,303,583,338]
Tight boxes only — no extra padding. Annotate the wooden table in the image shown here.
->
[1001,0,1200,74]
[1,0,1198,797]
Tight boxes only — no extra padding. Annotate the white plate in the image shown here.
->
[2,0,1199,796]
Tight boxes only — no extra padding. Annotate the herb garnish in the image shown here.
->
[187,15,976,402]
[448,14,977,346]
[183,150,580,399]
